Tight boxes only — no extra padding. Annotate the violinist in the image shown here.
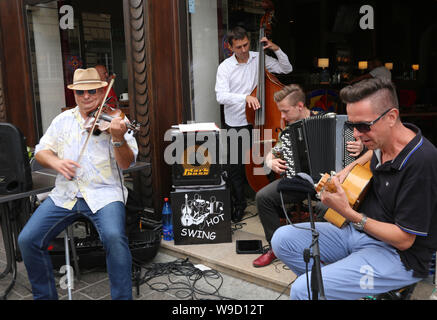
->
[18,68,138,300]
[215,26,292,222]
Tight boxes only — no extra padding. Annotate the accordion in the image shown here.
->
[280,113,356,181]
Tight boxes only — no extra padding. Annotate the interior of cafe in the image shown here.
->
[208,0,437,143]
[23,0,437,146]
[25,0,127,136]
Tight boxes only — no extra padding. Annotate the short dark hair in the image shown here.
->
[340,78,399,113]
[227,26,249,47]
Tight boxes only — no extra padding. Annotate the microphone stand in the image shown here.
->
[306,192,326,300]
[278,172,326,300]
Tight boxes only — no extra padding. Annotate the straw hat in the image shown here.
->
[67,68,108,90]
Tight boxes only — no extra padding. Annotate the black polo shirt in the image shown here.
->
[359,123,437,278]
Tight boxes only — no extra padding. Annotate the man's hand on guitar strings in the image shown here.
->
[320,175,351,219]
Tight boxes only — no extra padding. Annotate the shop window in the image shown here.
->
[25,0,127,134]
[186,0,269,126]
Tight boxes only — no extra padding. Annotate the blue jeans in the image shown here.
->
[18,197,132,300]
[271,222,422,300]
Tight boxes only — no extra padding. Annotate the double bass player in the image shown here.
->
[215,26,293,222]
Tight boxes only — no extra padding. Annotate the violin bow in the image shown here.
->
[77,77,115,165]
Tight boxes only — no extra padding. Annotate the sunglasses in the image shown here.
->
[75,89,97,96]
[345,108,393,133]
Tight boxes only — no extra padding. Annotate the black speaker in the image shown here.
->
[171,130,223,186]
[48,219,162,270]
[0,123,32,195]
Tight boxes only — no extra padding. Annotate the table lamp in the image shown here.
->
[318,58,330,84]
[411,64,419,80]
[385,62,393,71]
[358,61,368,73]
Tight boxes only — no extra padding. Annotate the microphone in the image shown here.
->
[276,172,316,197]
[296,172,315,186]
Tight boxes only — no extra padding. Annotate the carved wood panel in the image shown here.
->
[0,24,4,122]
[0,57,5,123]
[124,0,154,210]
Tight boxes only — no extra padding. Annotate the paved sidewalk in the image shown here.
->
[0,223,435,301]
[0,248,289,300]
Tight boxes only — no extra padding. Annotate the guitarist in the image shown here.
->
[271,78,437,300]
[253,84,363,268]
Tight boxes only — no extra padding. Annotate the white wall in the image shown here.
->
[190,0,221,125]
[31,4,66,132]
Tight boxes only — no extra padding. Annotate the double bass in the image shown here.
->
[245,27,285,192]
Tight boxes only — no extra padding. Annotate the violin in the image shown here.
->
[84,106,140,134]
[76,77,140,164]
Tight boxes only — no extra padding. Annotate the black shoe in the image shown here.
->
[232,208,244,222]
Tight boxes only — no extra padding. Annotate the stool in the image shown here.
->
[280,202,321,226]
[63,227,73,300]
[363,283,417,300]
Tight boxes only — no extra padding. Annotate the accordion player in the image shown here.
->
[279,113,357,181]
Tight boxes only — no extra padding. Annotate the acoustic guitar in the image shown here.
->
[315,162,373,228]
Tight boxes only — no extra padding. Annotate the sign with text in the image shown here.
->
[171,188,231,245]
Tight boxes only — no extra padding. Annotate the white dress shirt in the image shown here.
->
[215,49,293,127]
[35,107,139,213]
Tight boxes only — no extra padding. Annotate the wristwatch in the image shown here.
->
[112,139,125,148]
[352,213,367,231]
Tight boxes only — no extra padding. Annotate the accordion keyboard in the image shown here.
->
[279,130,297,179]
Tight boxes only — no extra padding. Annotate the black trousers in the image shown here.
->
[256,179,306,243]
[223,123,253,212]
[256,178,329,244]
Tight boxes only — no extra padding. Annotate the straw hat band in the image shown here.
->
[73,79,105,84]
[67,68,108,90]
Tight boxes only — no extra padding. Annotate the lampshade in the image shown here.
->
[318,58,329,69]
[358,61,368,70]
[385,62,393,70]
[412,64,419,71]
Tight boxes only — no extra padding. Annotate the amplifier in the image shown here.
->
[170,130,223,186]
[48,222,161,269]
[171,186,231,245]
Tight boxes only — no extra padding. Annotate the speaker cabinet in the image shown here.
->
[48,228,162,270]
[0,123,32,195]
[171,186,231,245]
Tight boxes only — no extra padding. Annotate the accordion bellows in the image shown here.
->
[280,113,356,180]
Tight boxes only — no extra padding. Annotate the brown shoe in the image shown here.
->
[252,249,277,268]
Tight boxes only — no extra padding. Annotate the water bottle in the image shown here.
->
[162,198,174,241]
[430,287,437,300]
